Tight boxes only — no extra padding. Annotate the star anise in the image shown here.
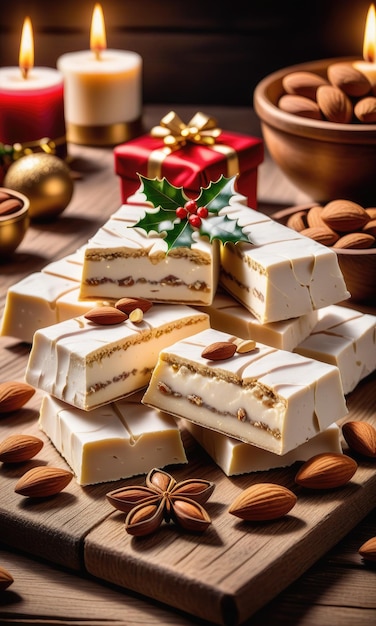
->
[106,467,215,537]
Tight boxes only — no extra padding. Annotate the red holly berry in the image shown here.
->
[185,200,198,214]
[197,206,208,218]
[176,206,187,219]
[189,214,202,228]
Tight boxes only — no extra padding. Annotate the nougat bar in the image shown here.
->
[184,420,342,475]
[295,305,376,394]
[39,393,187,485]
[142,328,348,455]
[219,204,350,323]
[25,305,209,410]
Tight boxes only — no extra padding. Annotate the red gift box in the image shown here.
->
[114,112,263,208]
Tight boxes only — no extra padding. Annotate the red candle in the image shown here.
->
[0,18,66,156]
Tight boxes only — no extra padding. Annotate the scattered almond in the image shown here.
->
[300,226,339,246]
[333,232,375,249]
[84,305,127,325]
[327,62,371,97]
[115,297,153,314]
[201,341,237,361]
[129,307,144,323]
[0,381,35,414]
[233,338,257,354]
[278,94,322,120]
[282,70,328,99]
[0,566,14,590]
[229,483,297,521]
[342,421,376,458]
[15,466,73,497]
[321,199,370,232]
[354,96,376,123]
[316,85,353,123]
[295,452,357,489]
[0,434,44,463]
[359,536,376,562]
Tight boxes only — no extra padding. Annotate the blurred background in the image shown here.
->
[0,0,373,106]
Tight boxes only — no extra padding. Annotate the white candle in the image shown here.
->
[57,4,142,145]
[353,3,376,93]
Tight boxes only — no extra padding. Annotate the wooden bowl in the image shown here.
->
[0,188,30,257]
[254,58,376,206]
[271,204,376,305]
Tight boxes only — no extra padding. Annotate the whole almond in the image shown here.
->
[115,297,153,314]
[316,85,353,123]
[321,199,370,232]
[0,381,35,414]
[84,305,127,325]
[359,536,376,562]
[201,341,237,361]
[362,219,376,237]
[278,94,322,120]
[300,226,339,246]
[306,205,326,228]
[333,232,375,249]
[354,96,376,123]
[295,452,357,489]
[282,71,328,99]
[0,198,23,216]
[229,483,297,521]
[15,466,73,497]
[286,210,307,232]
[342,421,376,458]
[327,62,371,97]
[0,434,44,463]
[0,566,14,590]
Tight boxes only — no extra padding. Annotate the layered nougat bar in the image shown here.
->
[142,328,348,455]
[39,393,187,485]
[25,305,209,410]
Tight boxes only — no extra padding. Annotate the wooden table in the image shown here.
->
[1,105,375,626]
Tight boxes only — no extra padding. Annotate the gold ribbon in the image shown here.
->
[148,111,239,179]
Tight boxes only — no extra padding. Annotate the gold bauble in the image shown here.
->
[4,153,74,220]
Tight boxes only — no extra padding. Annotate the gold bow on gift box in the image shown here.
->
[148,111,239,178]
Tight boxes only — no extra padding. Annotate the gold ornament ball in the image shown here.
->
[4,153,74,220]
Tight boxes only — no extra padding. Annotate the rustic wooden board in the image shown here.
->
[0,354,375,625]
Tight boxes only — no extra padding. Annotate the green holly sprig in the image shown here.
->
[132,174,251,252]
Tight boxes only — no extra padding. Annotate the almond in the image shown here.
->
[306,205,326,228]
[321,199,370,232]
[201,341,237,361]
[359,536,376,562]
[327,62,371,97]
[229,483,297,521]
[295,452,357,489]
[0,434,44,463]
[128,307,144,323]
[0,565,14,590]
[366,207,376,220]
[282,71,328,99]
[15,466,73,497]
[286,210,307,231]
[115,297,153,314]
[333,232,375,249]
[84,305,127,325]
[354,96,376,123]
[362,219,376,237]
[0,381,35,414]
[278,94,322,120]
[300,226,339,246]
[233,338,257,354]
[316,85,353,123]
[0,198,23,217]
[342,421,376,458]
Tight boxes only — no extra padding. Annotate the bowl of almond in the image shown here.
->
[254,58,376,205]
[0,187,30,257]
[272,200,376,304]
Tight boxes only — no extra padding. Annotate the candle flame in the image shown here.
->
[19,17,34,79]
[363,4,376,63]
[90,3,107,59]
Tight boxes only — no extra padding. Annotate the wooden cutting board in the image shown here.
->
[1,341,375,626]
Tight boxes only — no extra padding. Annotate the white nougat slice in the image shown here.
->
[142,328,348,455]
[25,305,209,410]
[39,393,187,485]
[219,205,350,323]
[184,420,342,476]
[195,288,318,351]
[294,305,376,394]
[79,203,220,305]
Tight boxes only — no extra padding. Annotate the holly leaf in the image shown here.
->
[198,214,249,245]
[197,175,238,214]
[139,175,187,211]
